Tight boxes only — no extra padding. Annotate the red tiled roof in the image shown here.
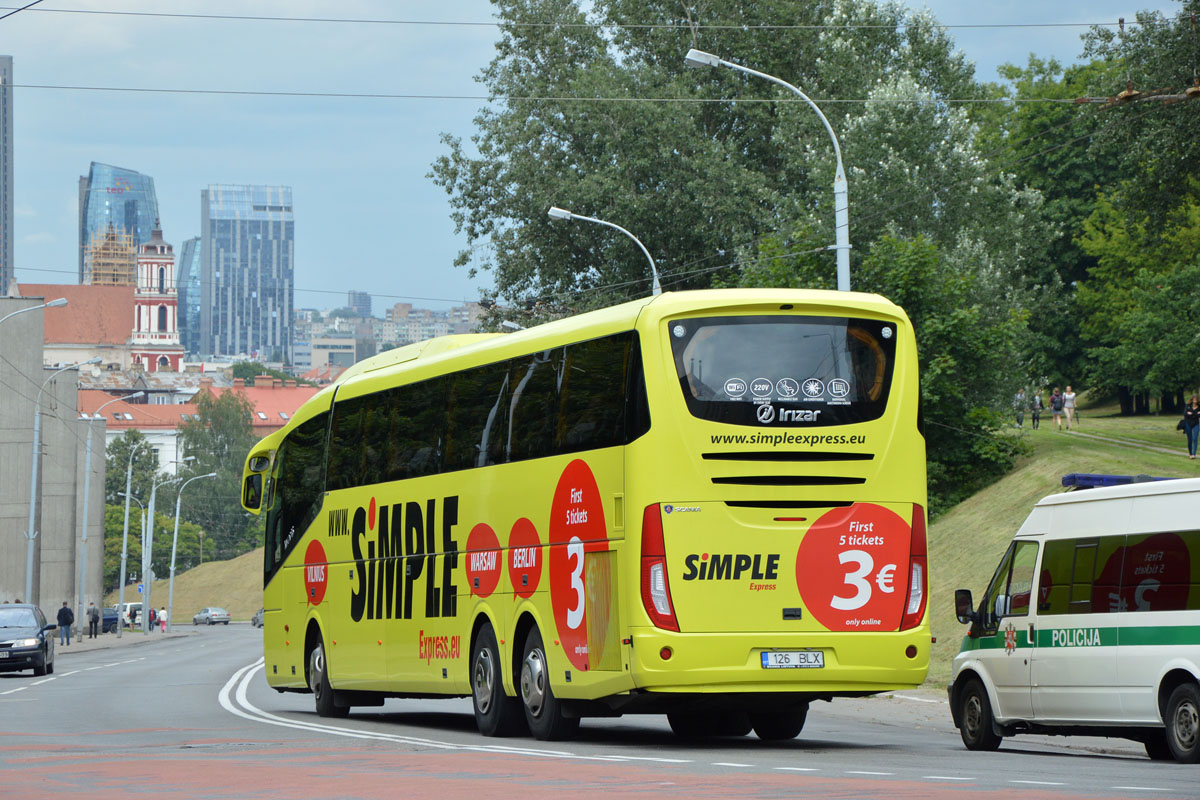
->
[77,390,197,430]
[302,363,346,384]
[79,382,321,436]
[18,283,135,346]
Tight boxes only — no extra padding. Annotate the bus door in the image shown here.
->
[1030,535,1122,722]
[974,540,1039,720]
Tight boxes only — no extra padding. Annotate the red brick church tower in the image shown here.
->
[130,223,184,372]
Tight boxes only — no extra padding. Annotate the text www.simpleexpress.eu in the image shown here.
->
[710,432,867,446]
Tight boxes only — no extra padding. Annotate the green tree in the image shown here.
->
[176,391,262,561]
[104,429,159,507]
[231,362,313,385]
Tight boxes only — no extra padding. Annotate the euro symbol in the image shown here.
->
[875,564,896,593]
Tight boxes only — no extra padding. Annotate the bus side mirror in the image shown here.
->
[248,455,270,473]
[954,589,976,624]
[243,473,263,510]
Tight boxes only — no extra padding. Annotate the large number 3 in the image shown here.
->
[566,537,585,629]
[831,549,873,611]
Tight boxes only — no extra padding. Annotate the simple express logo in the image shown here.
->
[682,552,780,582]
[329,495,460,622]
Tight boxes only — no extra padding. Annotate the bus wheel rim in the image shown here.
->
[474,648,495,714]
[311,646,325,697]
[1175,699,1199,750]
[521,648,547,718]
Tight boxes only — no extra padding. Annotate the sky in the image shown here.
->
[3,1,1179,316]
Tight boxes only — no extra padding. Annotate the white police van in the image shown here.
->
[949,474,1200,762]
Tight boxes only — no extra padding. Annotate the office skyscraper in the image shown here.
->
[176,236,201,356]
[199,185,294,361]
[78,162,160,285]
[0,56,12,294]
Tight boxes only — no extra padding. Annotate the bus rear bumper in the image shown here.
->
[627,627,929,695]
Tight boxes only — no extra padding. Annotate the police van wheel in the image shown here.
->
[520,628,579,741]
[958,678,1001,751]
[751,706,808,741]
[1165,683,1200,763]
[471,623,525,737]
[309,639,349,719]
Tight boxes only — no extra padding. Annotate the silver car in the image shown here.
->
[192,607,231,625]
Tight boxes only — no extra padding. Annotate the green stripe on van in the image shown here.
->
[959,625,1200,652]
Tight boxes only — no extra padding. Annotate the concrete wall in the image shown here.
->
[0,298,42,603]
[78,418,107,608]
[37,366,82,611]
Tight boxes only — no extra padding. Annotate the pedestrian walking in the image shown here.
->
[1184,394,1200,460]
[1050,388,1065,431]
[159,607,167,632]
[1013,389,1026,427]
[1030,392,1044,430]
[1063,385,1078,430]
[56,601,74,645]
[87,601,100,638]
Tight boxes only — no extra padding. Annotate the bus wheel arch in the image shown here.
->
[516,622,579,741]
[304,620,348,718]
[469,614,525,737]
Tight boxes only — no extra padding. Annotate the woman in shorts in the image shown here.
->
[1050,387,1065,431]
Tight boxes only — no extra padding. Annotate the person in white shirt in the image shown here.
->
[1063,385,1077,430]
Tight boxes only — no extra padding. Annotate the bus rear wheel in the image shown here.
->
[520,628,579,741]
[750,706,808,741]
[309,638,349,718]
[1165,683,1200,763]
[957,678,1001,751]
[471,623,525,737]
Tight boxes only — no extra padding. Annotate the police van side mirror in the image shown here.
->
[954,589,977,624]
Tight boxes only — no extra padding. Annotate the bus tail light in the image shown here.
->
[641,504,679,632]
[900,504,928,631]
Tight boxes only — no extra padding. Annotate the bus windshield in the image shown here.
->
[669,314,896,427]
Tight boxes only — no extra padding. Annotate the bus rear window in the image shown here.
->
[669,314,897,427]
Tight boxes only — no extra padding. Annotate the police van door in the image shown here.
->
[976,539,1040,720]
[1030,535,1122,722]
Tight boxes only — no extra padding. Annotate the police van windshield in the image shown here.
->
[669,314,896,427]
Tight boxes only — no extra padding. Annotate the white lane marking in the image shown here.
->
[103,663,119,667]
[1112,788,1169,793]
[925,776,973,781]
[1010,780,1065,786]
[120,658,144,664]
[220,660,681,763]
[59,670,80,677]
[774,767,818,772]
[85,666,105,671]
[1,686,29,695]
[712,762,754,768]
[888,693,944,704]
[848,771,893,776]
[31,678,55,685]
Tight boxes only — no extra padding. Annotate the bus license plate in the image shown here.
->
[761,650,823,669]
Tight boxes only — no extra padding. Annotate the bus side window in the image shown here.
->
[387,378,447,481]
[444,361,510,472]
[328,395,367,491]
[268,412,328,583]
[507,349,563,463]
[559,334,632,453]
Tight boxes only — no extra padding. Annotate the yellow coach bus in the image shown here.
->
[241,288,929,741]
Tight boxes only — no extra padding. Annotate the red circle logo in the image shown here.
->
[549,460,607,671]
[795,504,910,631]
[304,539,328,606]
[508,517,542,599]
[464,523,502,598]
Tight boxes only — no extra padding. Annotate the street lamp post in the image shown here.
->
[24,356,102,604]
[76,391,143,635]
[547,206,662,296]
[0,296,67,327]
[684,49,852,292]
[116,440,150,638]
[142,470,185,633]
[167,472,216,632]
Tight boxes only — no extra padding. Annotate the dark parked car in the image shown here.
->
[0,604,56,676]
[250,608,264,628]
[192,607,231,625]
[102,607,118,634]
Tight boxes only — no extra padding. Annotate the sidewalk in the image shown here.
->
[54,625,195,655]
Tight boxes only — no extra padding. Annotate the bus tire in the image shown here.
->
[957,678,1001,751]
[471,623,525,737]
[750,706,808,741]
[1165,683,1200,763]
[309,639,349,719]
[520,627,579,741]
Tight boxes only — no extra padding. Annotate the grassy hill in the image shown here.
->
[134,401,1199,681]
[928,404,1199,683]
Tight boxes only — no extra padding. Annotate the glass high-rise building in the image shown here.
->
[199,185,294,361]
[176,236,201,356]
[78,162,160,284]
[0,56,13,294]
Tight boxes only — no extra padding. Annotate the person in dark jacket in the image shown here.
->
[1184,394,1200,460]
[56,601,74,645]
[87,602,100,638]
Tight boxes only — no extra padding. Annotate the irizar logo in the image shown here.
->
[682,552,780,581]
[756,403,820,424]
